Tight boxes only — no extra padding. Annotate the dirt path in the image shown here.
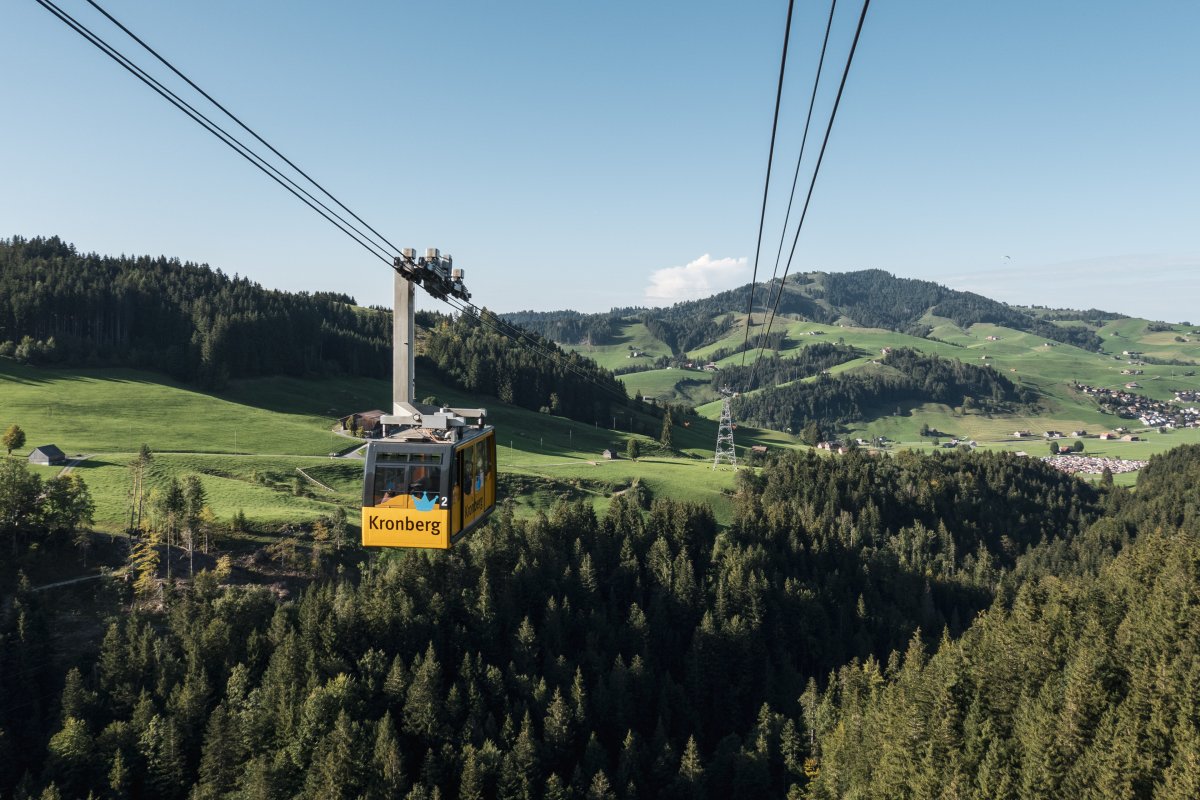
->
[31,573,107,592]
[58,454,91,476]
[295,467,338,493]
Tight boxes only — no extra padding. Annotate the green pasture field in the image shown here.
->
[500,454,744,526]
[617,367,719,406]
[566,322,673,371]
[0,361,351,456]
[70,453,353,531]
[5,310,1197,534]
[1,359,788,533]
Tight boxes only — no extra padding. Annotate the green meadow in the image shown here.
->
[1,360,762,533]
[4,312,1197,534]
[598,313,1200,444]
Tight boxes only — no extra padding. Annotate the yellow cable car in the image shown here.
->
[359,247,497,549]
[361,427,496,549]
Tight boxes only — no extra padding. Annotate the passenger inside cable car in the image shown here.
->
[371,454,442,509]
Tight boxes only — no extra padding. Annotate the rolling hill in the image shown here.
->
[506,270,1200,464]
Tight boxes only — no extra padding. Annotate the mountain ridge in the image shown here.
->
[502,269,1130,353]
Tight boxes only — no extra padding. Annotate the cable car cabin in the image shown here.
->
[361,427,497,549]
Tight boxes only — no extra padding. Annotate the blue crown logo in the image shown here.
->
[413,492,438,512]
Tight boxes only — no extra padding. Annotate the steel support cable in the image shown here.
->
[739,0,797,370]
[748,0,870,390]
[32,0,396,269]
[81,0,405,261]
[454,296,621,389]
[760,0,839,326]
[39,0,634,413]
[433,288,612,381]
[38,0,629,412]
[451,301,631,407]
[441,297,632,406]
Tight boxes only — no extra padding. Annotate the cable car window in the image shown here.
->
[462,444,476,496]
[478,440,490,484]
[374,465,407,506]
[409,465,441,498]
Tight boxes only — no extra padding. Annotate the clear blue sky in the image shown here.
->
[3,1,1198,322]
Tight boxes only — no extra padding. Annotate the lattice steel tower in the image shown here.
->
[713,392,738,469]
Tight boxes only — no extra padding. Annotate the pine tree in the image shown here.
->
[675,735,705,800]
[370,713,407,798]
[140,715,187,800]
[130,530,161,604]
[305,710,362,799]
[543,688,573,772]
[587,770,617,800]
[403,643,446,742]
[197,703,240,797]
[460,745,486,800]
[45,717,94,796]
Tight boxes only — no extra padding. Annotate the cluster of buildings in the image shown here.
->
[1041,454,1147,476]
[1074,383,1200,429]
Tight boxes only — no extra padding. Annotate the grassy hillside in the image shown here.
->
[5,308,1197,535]
[574,311,1200,471]
[566,321,673,370]
[1,359,784,533]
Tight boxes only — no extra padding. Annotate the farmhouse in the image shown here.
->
[28,444,66,466]
[601,449,617,460]
[340,410,385,438]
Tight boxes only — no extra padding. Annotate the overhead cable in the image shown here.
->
[748,0,871,389]
[739,0,797,370]
[80,0,406,260]
[32,0,396,269]
[36,0,635,409]
[763,0,840,317]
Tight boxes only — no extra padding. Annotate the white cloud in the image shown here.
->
[645,254,749,303]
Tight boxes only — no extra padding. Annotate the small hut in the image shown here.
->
[29,444,66,466]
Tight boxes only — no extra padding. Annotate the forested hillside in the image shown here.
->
[421,312,629,425]
[805,445,1200,799]
[504,276,832,350]
[9,441,1180,799]
[0,236,391,386]
[734,347,1032,434]
[0,238,631,425]
[821,270,1107,350]
[503,270,1115,354]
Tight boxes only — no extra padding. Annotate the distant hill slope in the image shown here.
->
[503,269,1122,353]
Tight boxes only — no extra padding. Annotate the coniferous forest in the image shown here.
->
[4,443,1199,799]
[734,347,1035,434]
[0,236,392,386]
[0,237,629,425]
